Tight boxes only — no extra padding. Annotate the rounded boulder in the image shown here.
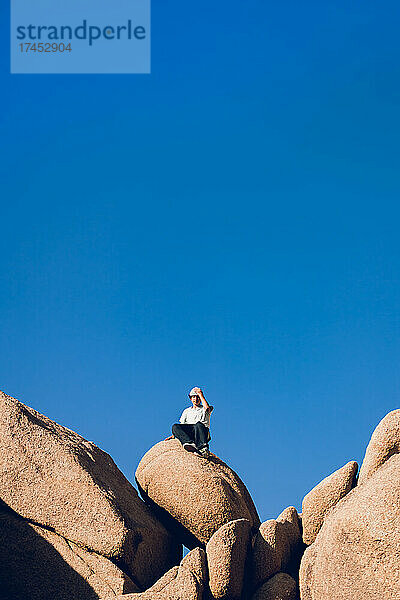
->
[206,518,251,600]
[299,452,400,600]
[135,439,260,548]
[302,461,358,545]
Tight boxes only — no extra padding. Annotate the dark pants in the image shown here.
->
[172,422,211,449]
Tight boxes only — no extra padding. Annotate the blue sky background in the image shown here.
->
[1,0,400,520]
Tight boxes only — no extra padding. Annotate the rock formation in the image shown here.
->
[252,572,297,600]
[358,409,400,485]
[250,506,302,594]
[300,453,400,599]
[0,391,180,591]
[206,519,251,600]
[301,461,358,544]
[2,389,400,600]
[111,548,207,600]
[0,502,139,600]
[135,439,260,548]
[299,412,400,600]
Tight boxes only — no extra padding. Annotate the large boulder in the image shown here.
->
[252,572,297,600]
[302,461,358,544]
[0,503,139,600]
[206,519,251,600]
[0,391,181,589]
[276,506,304,580]
[299,452,400,600]
[135,439,260,548]
[276,506,302,554]
[358,409,400,485]
[250,519,291,591]
[111,548,207,600]
[250,507,303,592]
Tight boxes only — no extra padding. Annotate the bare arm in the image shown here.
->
[193,387,213,413]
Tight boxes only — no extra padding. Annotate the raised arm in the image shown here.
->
[193,387,213,413]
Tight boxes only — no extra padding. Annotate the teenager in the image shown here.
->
[165,387,213,458]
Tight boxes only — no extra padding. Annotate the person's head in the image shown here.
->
[188,387,201,407]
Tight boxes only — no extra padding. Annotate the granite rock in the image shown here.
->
[0,391,180,589]
[206,519,251,600]
[299,453,400,600]
[135,439,260,548]
[302,461,358,544]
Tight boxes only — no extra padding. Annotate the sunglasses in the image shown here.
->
[188,394,199,399]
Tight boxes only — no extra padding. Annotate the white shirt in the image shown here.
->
[179,405,211,428]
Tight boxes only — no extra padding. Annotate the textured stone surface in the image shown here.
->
[0,391,180,589]
[135,439,260,548]
[276,506,304,581]
[302,461,358,544]
[358,409,400,485]
[206,518,251,600]
[112,548,207,600]
[250,509,303,592]
[252,572,297,600]
[276,506,301,551]
[299,453,400,600]
[250,519,291,591]
[0,504,139,600]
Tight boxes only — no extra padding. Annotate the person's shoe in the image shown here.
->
[183,442,197,453]
[199,446,210,459]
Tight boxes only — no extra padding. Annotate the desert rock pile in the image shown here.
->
[1,389,399,599]
[299,410,400,600]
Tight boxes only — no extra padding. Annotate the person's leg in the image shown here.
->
[193,422,210,449]
[172,423,195,446]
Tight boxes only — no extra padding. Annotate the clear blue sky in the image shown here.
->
[1,0,400,520]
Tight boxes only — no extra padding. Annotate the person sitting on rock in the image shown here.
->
[165,387,213,458]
